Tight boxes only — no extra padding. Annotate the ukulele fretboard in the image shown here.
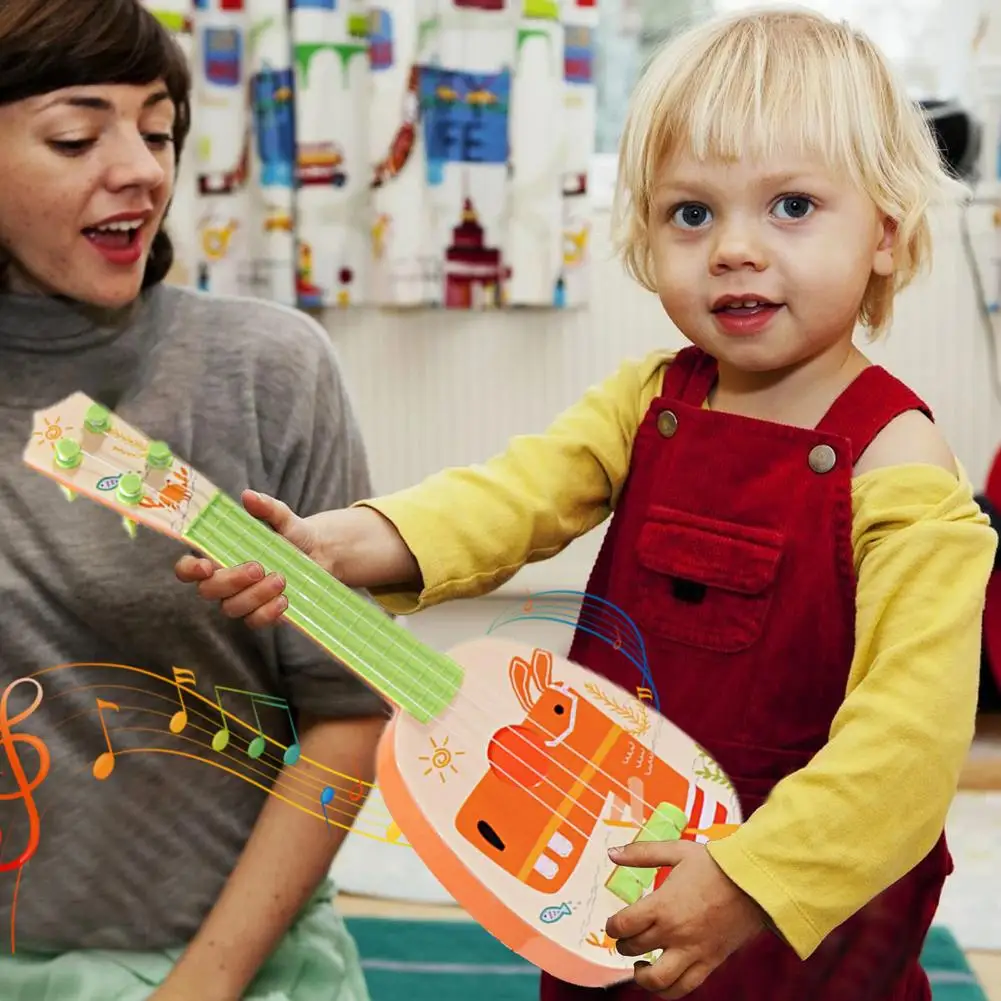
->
[185,492,463,723]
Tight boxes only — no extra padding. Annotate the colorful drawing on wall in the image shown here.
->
[144,0,598,310]
[252,66,296,188]
[419,67,510,186]
[369,7,394,70]
[203,25,242,86]
[454,0,504,9]
[444,198,511,308]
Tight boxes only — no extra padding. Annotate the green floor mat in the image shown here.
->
[345,919,988,1001]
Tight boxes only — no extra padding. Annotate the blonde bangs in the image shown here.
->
[613,6,962,335]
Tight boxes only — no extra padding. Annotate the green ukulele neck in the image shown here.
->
[185,492,461,723]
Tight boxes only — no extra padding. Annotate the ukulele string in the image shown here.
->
[69,449,717,839]
[206,514,701,839]
[115,457,684,841]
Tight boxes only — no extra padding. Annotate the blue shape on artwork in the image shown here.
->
[203,26,242,88]
[369,9,394,71]
[419,67,510,172]
[553,276,566,308]
[426,159,445,186]
[564,25,593,84]
[252,66,296,189]
[291,0,337,9]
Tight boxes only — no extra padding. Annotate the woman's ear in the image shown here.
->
[872,214,898,277]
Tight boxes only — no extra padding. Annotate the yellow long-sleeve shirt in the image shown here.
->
[358,350,997,960]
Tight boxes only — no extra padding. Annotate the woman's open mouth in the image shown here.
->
[82,220,146,267]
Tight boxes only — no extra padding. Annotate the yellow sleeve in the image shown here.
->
[357,351,673,614]
[707,462,997,959]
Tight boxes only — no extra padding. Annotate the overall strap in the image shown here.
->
[815,366,934,464]
[660,346,718,404]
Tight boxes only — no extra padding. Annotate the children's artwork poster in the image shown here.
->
[144,0,599,311]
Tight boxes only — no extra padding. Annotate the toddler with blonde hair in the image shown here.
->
[178,7,997,1000]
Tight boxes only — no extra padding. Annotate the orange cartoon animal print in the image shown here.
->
[453,648,701,894]
[140,464,193,512]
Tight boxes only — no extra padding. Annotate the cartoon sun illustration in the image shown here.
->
[419,735,465,784]
[33,415,74,447]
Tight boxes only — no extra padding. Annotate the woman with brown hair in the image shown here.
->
[0,1,383,997]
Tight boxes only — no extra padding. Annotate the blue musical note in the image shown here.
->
[320,786,336,831]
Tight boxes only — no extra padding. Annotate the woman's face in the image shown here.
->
[0,80,177,308]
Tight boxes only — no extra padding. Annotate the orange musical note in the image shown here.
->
[92,699,119,780]
[613,627,623,651]
[348,779,367,803]
[522,595,533,613]
[168,666,197,734]
[0,679,51,872]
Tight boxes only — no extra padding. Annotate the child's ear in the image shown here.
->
[872,214,898,276]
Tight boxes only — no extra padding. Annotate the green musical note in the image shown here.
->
[210,686,301,766]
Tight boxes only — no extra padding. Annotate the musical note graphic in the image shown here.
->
[487,590,661,712]
[320,786,336,829]
[168,666,197,735]
[21,661,409,849]
[211,686,301,766]
[0,679,51,872]
[92,698,119,780]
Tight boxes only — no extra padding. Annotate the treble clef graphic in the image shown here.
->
[0,678,50,873]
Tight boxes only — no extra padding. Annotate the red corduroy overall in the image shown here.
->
[543,346,952,1001]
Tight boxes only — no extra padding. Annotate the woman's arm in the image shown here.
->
[160,314,387,998]
[154,713,385,999]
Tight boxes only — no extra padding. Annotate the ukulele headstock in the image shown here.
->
[21,391,216,541]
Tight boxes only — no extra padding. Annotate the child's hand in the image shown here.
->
[174,489,317,629]
[605,840,767,999]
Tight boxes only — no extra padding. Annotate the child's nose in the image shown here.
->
[708,222,768,274]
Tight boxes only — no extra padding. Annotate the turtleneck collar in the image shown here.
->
[0,288,152,353]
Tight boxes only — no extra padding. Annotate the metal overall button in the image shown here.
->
[808,443,837,473]
[657,410,679,438]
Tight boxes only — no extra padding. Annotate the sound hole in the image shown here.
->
[477,820,506,852]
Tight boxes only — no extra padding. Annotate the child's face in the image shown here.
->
[647,145,896,374]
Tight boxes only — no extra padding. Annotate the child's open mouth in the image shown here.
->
[711,298,784,335]
[712,299,781,316]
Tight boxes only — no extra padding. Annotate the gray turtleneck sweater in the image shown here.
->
[0,283,384,952]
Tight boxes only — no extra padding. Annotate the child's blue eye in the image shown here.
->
[672,203,712,229]
[773,196,814,220]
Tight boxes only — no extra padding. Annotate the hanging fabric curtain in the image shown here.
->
[144,0,598,311]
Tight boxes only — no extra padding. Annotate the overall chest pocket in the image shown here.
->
[629,507,784,654]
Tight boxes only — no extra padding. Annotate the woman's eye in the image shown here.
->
[773,195,814,220]
[671,203,712,229]
[49,139,94,155]
[144,132,174,150]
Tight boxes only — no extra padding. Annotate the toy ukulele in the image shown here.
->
[23,393,742,988]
